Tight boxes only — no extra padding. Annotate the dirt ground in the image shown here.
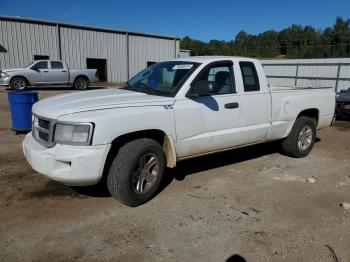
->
[0,87,349,262]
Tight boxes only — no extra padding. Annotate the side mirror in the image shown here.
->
[192,80,217,96]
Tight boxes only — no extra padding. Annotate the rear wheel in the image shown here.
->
[281,116,316,158]
[74,77,89,91]
[10,77,27,91]
[107,138,165,207]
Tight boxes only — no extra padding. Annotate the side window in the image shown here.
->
[239,62,260,92]
[194,64,235,95]
[51,61,63,69]
[32,61,48,70]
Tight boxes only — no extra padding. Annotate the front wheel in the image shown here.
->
[281,116,316,158]
[74,77,89,91]
[10,76,27,91]
[107,138,165,207]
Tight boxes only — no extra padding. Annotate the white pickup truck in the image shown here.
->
[0,60,98,91]
[23,56,335,206]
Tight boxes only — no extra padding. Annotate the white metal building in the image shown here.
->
[0,16,181,83]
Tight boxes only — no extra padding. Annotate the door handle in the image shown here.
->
[224,102,239,109]
[62,70,67,72]
[43,70,49,73]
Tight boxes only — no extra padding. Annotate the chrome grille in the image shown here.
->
[33,115,54,147]
[38,118,50,129]
[38,130,49,141]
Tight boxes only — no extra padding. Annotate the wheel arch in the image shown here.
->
[74,75,89,83]
[281,113,317,158]
[101,129,177,184]
[280,108,320,139]
[296,108,319,125]
[10,75,31,86]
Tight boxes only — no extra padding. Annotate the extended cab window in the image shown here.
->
[32,61,48,70]
[193,64,235,95]
[239,62,260,92]
[51,61,64,69]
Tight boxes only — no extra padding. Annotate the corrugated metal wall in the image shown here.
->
[261,58,350,92]
[128,35,178,77]
[60,27,127,82]
[0,20,59,68]
[0,17,180,83]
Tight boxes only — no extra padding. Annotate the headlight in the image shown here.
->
[0,72,9,78]
[54,123,93,145]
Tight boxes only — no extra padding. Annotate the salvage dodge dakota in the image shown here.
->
[23,57,335,206]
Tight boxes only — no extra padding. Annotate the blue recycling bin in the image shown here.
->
[8,91,39,132]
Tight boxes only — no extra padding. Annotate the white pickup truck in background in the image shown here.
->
[23,56,335,206]
[0,60,98,90]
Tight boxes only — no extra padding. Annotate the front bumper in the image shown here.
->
[23,133,111,186]
[0,76,10,86]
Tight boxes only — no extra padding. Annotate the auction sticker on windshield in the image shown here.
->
[172,64,193,70]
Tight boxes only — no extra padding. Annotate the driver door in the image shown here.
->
[174,61,242,158]
[30,61,49,84]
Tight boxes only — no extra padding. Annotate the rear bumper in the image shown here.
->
[23,133,111,186]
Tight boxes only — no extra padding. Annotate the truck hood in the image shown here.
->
[2,68,26,73]
[33,88,175,119]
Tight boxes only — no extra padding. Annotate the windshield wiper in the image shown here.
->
[138,83,157,95]
[121,81,133,91]
[122,82,158,96]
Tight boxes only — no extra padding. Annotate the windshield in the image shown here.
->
[124,61,200,97]
[26,61,36,68]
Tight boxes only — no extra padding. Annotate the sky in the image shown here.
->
[0,0,350,42]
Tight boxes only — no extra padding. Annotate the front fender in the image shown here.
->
[57,106,177,146]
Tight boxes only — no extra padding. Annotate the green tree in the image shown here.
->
[180,17,350,59]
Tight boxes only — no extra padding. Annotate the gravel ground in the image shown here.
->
[0,88,349,262]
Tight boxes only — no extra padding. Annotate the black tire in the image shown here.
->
[74,77,89,91]
[10,76,27,91]
[281,116,316,158]
[107,138,165,207]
